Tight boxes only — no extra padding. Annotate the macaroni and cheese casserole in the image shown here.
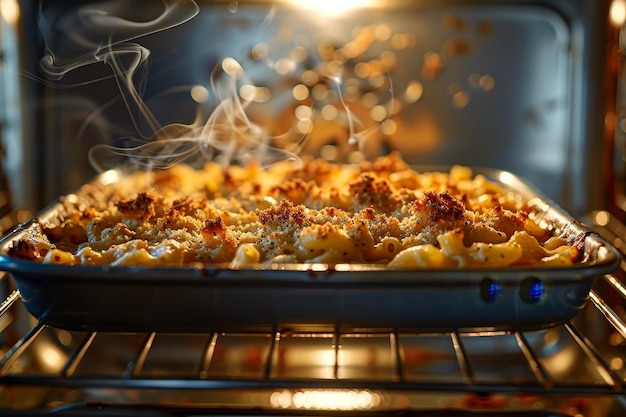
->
[7,153,583,269]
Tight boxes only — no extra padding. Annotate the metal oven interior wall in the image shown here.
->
[0,0,615,217]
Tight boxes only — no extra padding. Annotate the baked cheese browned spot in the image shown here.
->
[422,191,465,223]
[258,200,311,228]
[270,179,314,205]
[8,222,53,261]
[116,192,156,221]
[8,239,43,261]
[201,217,227,237]
[360,151,411,175]
[403,191,466,241]
[349,173,400,213]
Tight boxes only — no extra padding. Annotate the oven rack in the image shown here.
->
[0,210,623,413]
[0,313,621,394]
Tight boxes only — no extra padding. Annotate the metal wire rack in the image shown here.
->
[0,211,623,415]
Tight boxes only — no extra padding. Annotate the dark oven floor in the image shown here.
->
[0,210,624,416]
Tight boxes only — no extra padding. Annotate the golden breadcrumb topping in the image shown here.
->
[8,153,583,268]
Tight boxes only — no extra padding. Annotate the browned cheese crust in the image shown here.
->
[7,153,583,268]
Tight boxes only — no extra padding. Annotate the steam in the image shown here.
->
[329,73,381,148]
[88,55,300,171]
[39,0,199,79]
[39,0,199,134]
[37,0,304,172]
[37,0,389,173]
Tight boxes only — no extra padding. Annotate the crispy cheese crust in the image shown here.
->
[8,153,583,268]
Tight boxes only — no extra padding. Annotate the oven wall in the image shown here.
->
[0,0,613,218]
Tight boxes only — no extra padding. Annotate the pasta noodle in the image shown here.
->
[7,153,584,269]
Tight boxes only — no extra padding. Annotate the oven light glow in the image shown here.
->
[594,210,610,227]
[291,0,382,17]
[270,389,381,410]
[100,169,121,185]
[39,345,67,371]
[610,0,626,27]
[496,171,517,187]
[0,0,19,25]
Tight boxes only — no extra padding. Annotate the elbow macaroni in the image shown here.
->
[9,153,584,269]
[229,244,261,269]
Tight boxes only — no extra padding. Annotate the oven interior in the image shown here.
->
[0,0,625,415]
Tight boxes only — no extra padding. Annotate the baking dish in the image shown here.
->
[0,166,619,333]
